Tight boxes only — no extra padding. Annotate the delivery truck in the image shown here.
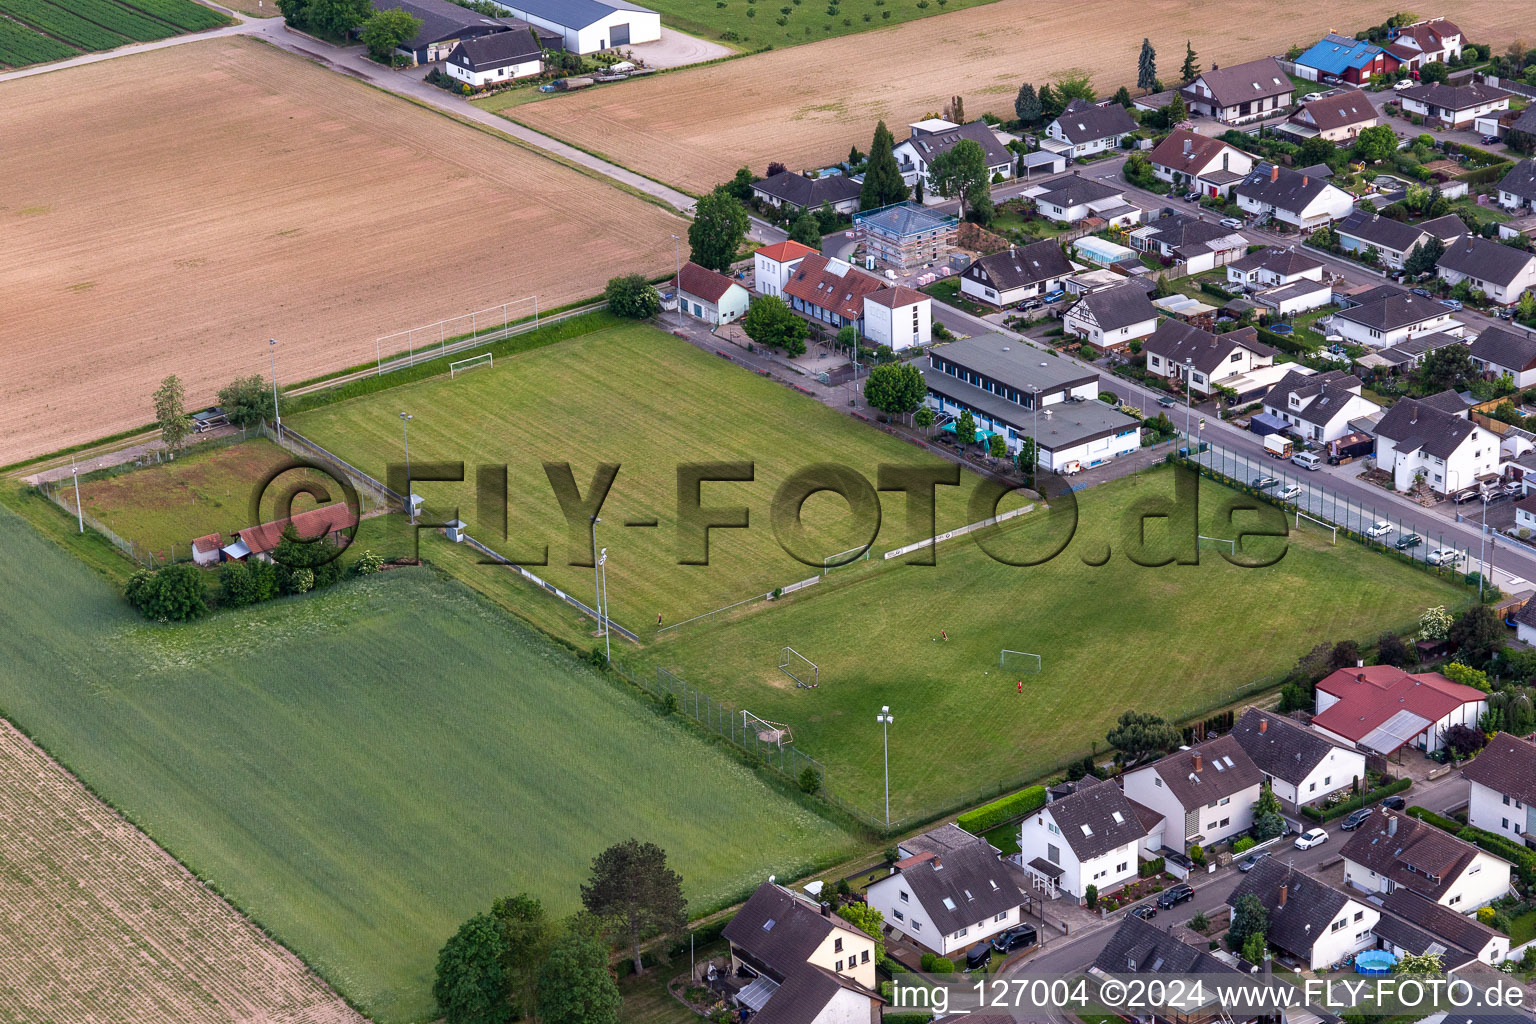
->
[1264,433,1294,459]
[1326,432,1373,465]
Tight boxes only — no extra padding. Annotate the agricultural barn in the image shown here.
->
[371,0,550,64]
[491,0,659,54]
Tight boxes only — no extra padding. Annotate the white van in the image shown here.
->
[1291,452,1322,471]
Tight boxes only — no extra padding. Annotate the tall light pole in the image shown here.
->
[70,460,84,534]
[1183,356,1194,439]
[670,234,682,327]
[1030,385,1041,483]
[599,546,611,663]
[876,705,893,830]
[590,514,603,636]
[269,339,282,442]
[399,412,413,524]
[1479,494,1490,600]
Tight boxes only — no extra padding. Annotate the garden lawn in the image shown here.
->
[289,323,1008,633]
[648,466,1468,821]
[0,504,855,1024]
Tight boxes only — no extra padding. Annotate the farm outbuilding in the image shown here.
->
[491,0,659,54]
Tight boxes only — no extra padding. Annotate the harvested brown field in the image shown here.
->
[513,0,1531,194]
[0,718,363,1024]
[0,35,685,465]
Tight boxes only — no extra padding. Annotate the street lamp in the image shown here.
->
[1183,356,1194,439]
[876,705,894,829]
[590,514,603,636]
[269,339,282,442]
[1478,493,1491,600]
[670,234,682,327]
[70,460,83,534]
[1030,384,1041,483]
[399,413,413,524]
[598,546,611,663]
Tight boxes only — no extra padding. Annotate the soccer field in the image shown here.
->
[0,505,855,1024]
[290,323,1018,634]
[651,467,1471,822]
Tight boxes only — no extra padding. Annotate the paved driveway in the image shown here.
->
[623,28,735,68]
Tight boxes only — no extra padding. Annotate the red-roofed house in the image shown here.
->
[223,503,358,563]
[1147,130,1254,199]
[1311,666,1488,755]
[862,285,931,352]
[675,261,750,326]
[192,533,223,567]
[753,240,820,299]
[782,253,888,332]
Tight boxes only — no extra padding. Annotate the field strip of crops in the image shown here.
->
[0,13,75,64]
[0,0,128,49]
[120,0,226,31]
[53,0,179,41]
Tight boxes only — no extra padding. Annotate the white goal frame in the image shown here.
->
[450,352,493,377]
[1198,534,1237,555]
[779,647,819,688]
[822,546,871,576]
[1294,510,1337,545]
[1000,649,1042,674]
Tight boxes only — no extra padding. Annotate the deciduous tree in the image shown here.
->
[726,166,756,201]
[788,210,822,245]
[432,913,511,1024]
[579,839,686,977]
[1377,631,1415,667]
[688,189,749,272]
[153,374,191,453]
[1449,604,1505,666]
[954,409,977,446]
[604,274,661,319]
[361,8,423,59]
[1353,123,1398,164]
[1418,60,1449,84]
[492,893,556,1021]
[1252,783,1285,840]
[1228,894,1267,953]
[125,564,208,622]
[741,295,808,357]
[536,931,620,1024]
[217,374,274,429]
[927,138,989,220]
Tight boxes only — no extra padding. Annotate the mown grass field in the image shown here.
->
[0,503,855,1024]
[290,323,1019,634]
[622,0,996,49]
[0,0,226,66]
[651,467,1471,821]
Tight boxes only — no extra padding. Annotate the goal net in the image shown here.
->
[1197,535,1237,554]
[779,647,820,688]
[743,709,793,747]
[1294,510,1337,545]
[1000,649,1042,674]
[822,546,871,576]
[450,352,493,377]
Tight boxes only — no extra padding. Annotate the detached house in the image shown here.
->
[1435,235,1536,306]
[1146,130,1253,198]
[1335,210,1466,270]
[1376,888,1510,967]
[722,882,881,1024]
[1129,214,1247,276]
[1374,392,1497,496]
[1329,290,1458,348]
[1229,707,1366,808]
[1293,34,1397,85]
[866,824,1031,956]
[1227,860,1378,971]
[1260,369,1377,443]
[1090,916,1260,1024]
[1044,98,1136,159]
[751,171,862,216]
[1181,57,1294,125]
[1141,321,1276,397]
[1389,18,1465,67]
[1340,809,1512,910]
[1461,732,1536,848]
[1234,162,1355,230]
[1312,664,1488,755]
[1397,81,1511,129]
[445,27,547,87]
[1121,734,1262,851]
[1031,176,1138,227]
[959,239,1074,307]
[1018,777,1147,900]
[675,261,750,326]
[893,119,1013,191]
[1497,160,1536,213]
[753,240,819,298]
[1281,90,1380,143]
[1062,282,1159,353]
[1227,247,1325,290]
[1469,325,1536,389]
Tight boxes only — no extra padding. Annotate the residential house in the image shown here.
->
[721,882,881,1023]
[1229,707,1366,808]
[1361,330,1465,375]
[851,202,958,270]
[1018,777,1146,900]
[1340,809,1511,910]
[782,253,886,332]
[1375,888,1509,967]
[1335,210,1466,270]
[1031,176,1138,227]
[921,334,1142,470]
[1141,321,1276,397]
[491,0,660,54]
[1227,860,1378,970]
[191,533,221,567]
[1043,98,1136,159]
[1374,391,1499,496]
[1328,290,1459,348]
[1129,214,1248,276]
[1146,130,1254,198]
[862,286,932,352]
[1260,369,1378,443]
[219,503,357,563]
[1090,916,1260,1024]
[1181,57,1294,125]
[751,171,863,216]
[372,0,551,64]
[1234,162,1355,230]
[1293,34,1398,85]
[753,240,819,298]
[1389,18,1465,67]
[893,119,1013,191]
[1281,90,1381,142]
[1226,246,1325,289]
[1397,81,1511,129]
[1435,235,1536,306]
[1062,282,1159,353]
[675,262,749,326]
[1469,325,1536,388]
[866,824,1031,956]
[1312,665,1488,755]
[444,28,546,87]
[958,239,1074,308]
[1461,732,1536,848]
[1120,734,1263,851]
[1496,160,1536,213]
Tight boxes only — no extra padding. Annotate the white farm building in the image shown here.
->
[492,0,658,53]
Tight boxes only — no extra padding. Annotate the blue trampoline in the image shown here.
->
[1355,950,1397,974]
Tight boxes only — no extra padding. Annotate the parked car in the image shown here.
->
[992,924,1038,954]
[1277,484,1302,500]
[1482,134,1501,145]
[1440,298,1463,311]
[1239,853,1263,873]
[1220,217,1243,229]
[965,942,993,972]
[1395,533,1422,551]
[1253,475,1280,490]
[1156,884,1195,909]
[1303,91,1324,103]
[1158,395,1178,408]
[1042,289,1067,304]
[1294,827,1329,850]
[1497,307,1515,320]
[1453,488,1482,504]
[1381,796,1406,811]
[1292,452,1322,471]
[1365,521,1394,538]
[1411,287,1434,298]
[1427,547,1464,566]
[1341,807,1374,831]
[1130,903,1157,920]
[1183,191,1201,203]
[1393,78,1416,91]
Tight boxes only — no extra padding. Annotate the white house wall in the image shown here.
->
[1467,779,1535,846]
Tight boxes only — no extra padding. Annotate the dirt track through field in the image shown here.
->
[0,35,685,464]
[0,719,363,1024]
[514,0,1531,194]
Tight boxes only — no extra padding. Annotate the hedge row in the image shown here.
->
[956,785,1046,834]
[1457,825,1536,885]
[1254,325,1310,356]
[1138,856,1166,878]
[1407,805,1463,833]
[1300,777,1411,821]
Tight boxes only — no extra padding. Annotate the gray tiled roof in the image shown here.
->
[1143,321,1273,376]
[1036,176,1124,209]
[1339,810,1484,902]
[450,27,543,68]
[1189,57,1292,108]
[1295,91,1376,132]
[1136,734,1262,811]
[1500,160,1536,204]
[1235,162,1334,215]
[1461,731,1536,805]
[1399,80,1511,112]
[961,239,1073,292]
[1139,213,1233,252]
[376,0,525,47]
[1043,777,1147,861]
[887,834,1029,934]
[1050,98,1136,145]
[1370,913,1476,969]
[1228,246,1324,277]
[1229,707,1340,787]
[906,120,1012,168]
[1374,395,1475,460]
[1334,293,1449,332]
[1068,282,1156,333]
[752,170,862,210]
[1227,860,1352,960]
[723,884,835,976]
[1263,369,1363,426]
[1093,915,1246,980]
[1381,887,1503,956]
[1469,325,1536,373]
[1437,235,1536,289]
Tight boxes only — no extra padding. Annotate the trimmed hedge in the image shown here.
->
[1300,777,1411,821]
[1139,856,1166,878]
[1457,825,1536,884]
[1201,281,1236,301]
[956,785,1047,834]
[1407,805,1463,833]
[1254,325,1310,356]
